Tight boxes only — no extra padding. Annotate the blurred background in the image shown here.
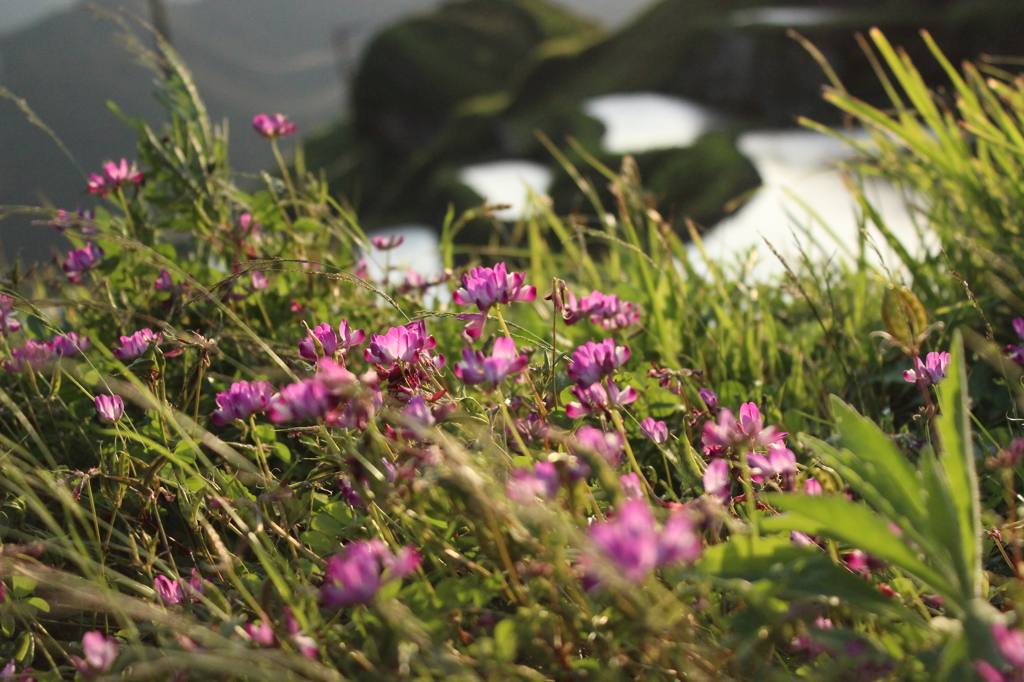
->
[2,0,1023,270]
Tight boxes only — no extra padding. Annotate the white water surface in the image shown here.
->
[583,92,718,154]
[457,160,554,222]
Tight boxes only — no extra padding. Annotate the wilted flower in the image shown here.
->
[567,339,630,387]
[88,159,143,197]
[3,340,54,373]
[69,631,119,676]
[0,295,19,335]
[453,337,528,389]
[63,243,104,283]
[453,262,536,311]
[640,418,668,444]
[903,351,951,386]
[94,395,124,422]
[371,234,404,250]
[298,320,365,363]
[113,328,160,360]
[588,500,701,583]
[365,320,436,365]
[565,378,637,419]
[320,539,420,609]
[211,380,275,425]
[571,426,623,465]
[507,462,560,502]
[252,113,297,139]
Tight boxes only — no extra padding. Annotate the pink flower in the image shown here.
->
[237,213,262,241]
[88,159,143,197]
[619,472,644,500]
[904,351,951,386]
[563,290,640,330]
[268,379,332,423]
[747,447,797,488]
[69,631,118,675]
[154,575,183,604]
[320,540,420,609]
[244,621,277,647]
[113,328,160,360]
[298,320,365,362]
[588,500,701,583]
[805,478,823,495]
[52,206,96,233]
[0,295,19,335]
[94,395,124,422]
[567,339,630,387]
[701,403,786,455]
[51,331,90,356]
[698,388,718,410]
[453,337,528,389]
[63,243,104,283]
[565,378,637,419]
[506,462,560,502]
[211,381,275,425]
[571,426,623,465]
[453,262,536,311]
[994,623,1024,669]
[154,270,174,291]
[3,340,54,373]
[252,113,297,139]
[250,271,269,291]
[455,312,488,341]
[640,418,668,444]
[365,320,436,365]
[371,234,404,250]
[284,608,319,658]
[703,458,730,500]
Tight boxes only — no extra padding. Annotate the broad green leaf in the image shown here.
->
[935,331,982,597]
[762,494,958,607]
[701,535,818,579]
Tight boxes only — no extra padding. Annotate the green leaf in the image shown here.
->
[25,597,49,613]
[494,619,518,662]
[701,535,818,579]
[935,331,982,597]
[183,476,207,492]
[272,442,292,463]
[762,494,958,605]
[291,218,323,233]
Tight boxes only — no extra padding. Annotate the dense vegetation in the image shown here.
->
[2,25,1024,681]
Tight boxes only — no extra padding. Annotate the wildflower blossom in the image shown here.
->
[640,418,668,444]
[588,500,701,583]
[371,234,404,250]
[0,295,19,335]
[237,213,262,241]
[268,379,332,423]
[365,320,436,365]
[51,331,90,356]
[701,402,786,455]
[284,608,319,658]
[244,621,277,647]
[620,472,644,500]
[567,339,630,387]
[453,262,536,311]
[69,631,118,676]
[703,458,730,500]
[113,328,160,360]
[63,243,104,283]
[154,575,183,605]
[52,206,96,233]
[88,159,143,197]
[320,539,421,609]
[298,320,365,362]
[698,388,718,410]
[747,447,797,489]
[3,340,54,373]
[565,378,637,419]
[453,337,528,389]
[805,478,823,495]
[250,271,269,291]
[154,270,175,291]
[564,290,640,330]
[211,380,275,425]
[94,395,124,422]
[571,426,624,465]
[903,351,951,386]
[252,113,297,139]
[507,462,560,502]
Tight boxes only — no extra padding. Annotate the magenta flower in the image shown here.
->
[698,388,718,410]
[567,339,630,387]
[51,331,90,357]
[113,328,160,360]
[250,271,269,291]
[619,472,644,500]
[69,631,118,676]
[563,290,640,330]
[244,621,277,647]
[371,234,405,250]
[253,113,297,139]
[268,379,332,423]
[237,213,262,241]
[365,320,436,365]
[94,395,124,422]
[63,243,104,283]
[747,447,797,488]
[805,478,823,495]
[0,294,19,335]
[455,312,488,341]
[154,270,175,291]
[52,206,96,233]
[154,575,183,605]
[588,500,701,583]
[453,337,528,389]
[565,378,637,419]
[211,380,275,425]
[298,320,365,362]
[701,402,786,455]
[994,623,1024,669]
[640,418,668,444]
[703,458,730,500]
[571,426,624,465]
[87,159,143,197]
[507,462,560,502]
[903,351,951,386]
[3,340,54,373]
[320,539,421,609]
[453,262,536,312]
[284,607,319,659]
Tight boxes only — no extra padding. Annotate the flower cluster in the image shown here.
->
[68,631,118,676]
[588,500,701,583]
[365,320,436,366]
[0,295,18,335]
[298,320,365,364]
[87,158,143,198]
[563,290,640,330]
[701,402,795,499]
[63,243,104,283]
[320,539,420,609]
[453,336,528,390]
[211,380,275,425]
[253,113,297,139]
[3,332,90,373]
[903,351,951,386]
[113,328,161,360]
[453,263,536,339]
[52,206,96,233]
